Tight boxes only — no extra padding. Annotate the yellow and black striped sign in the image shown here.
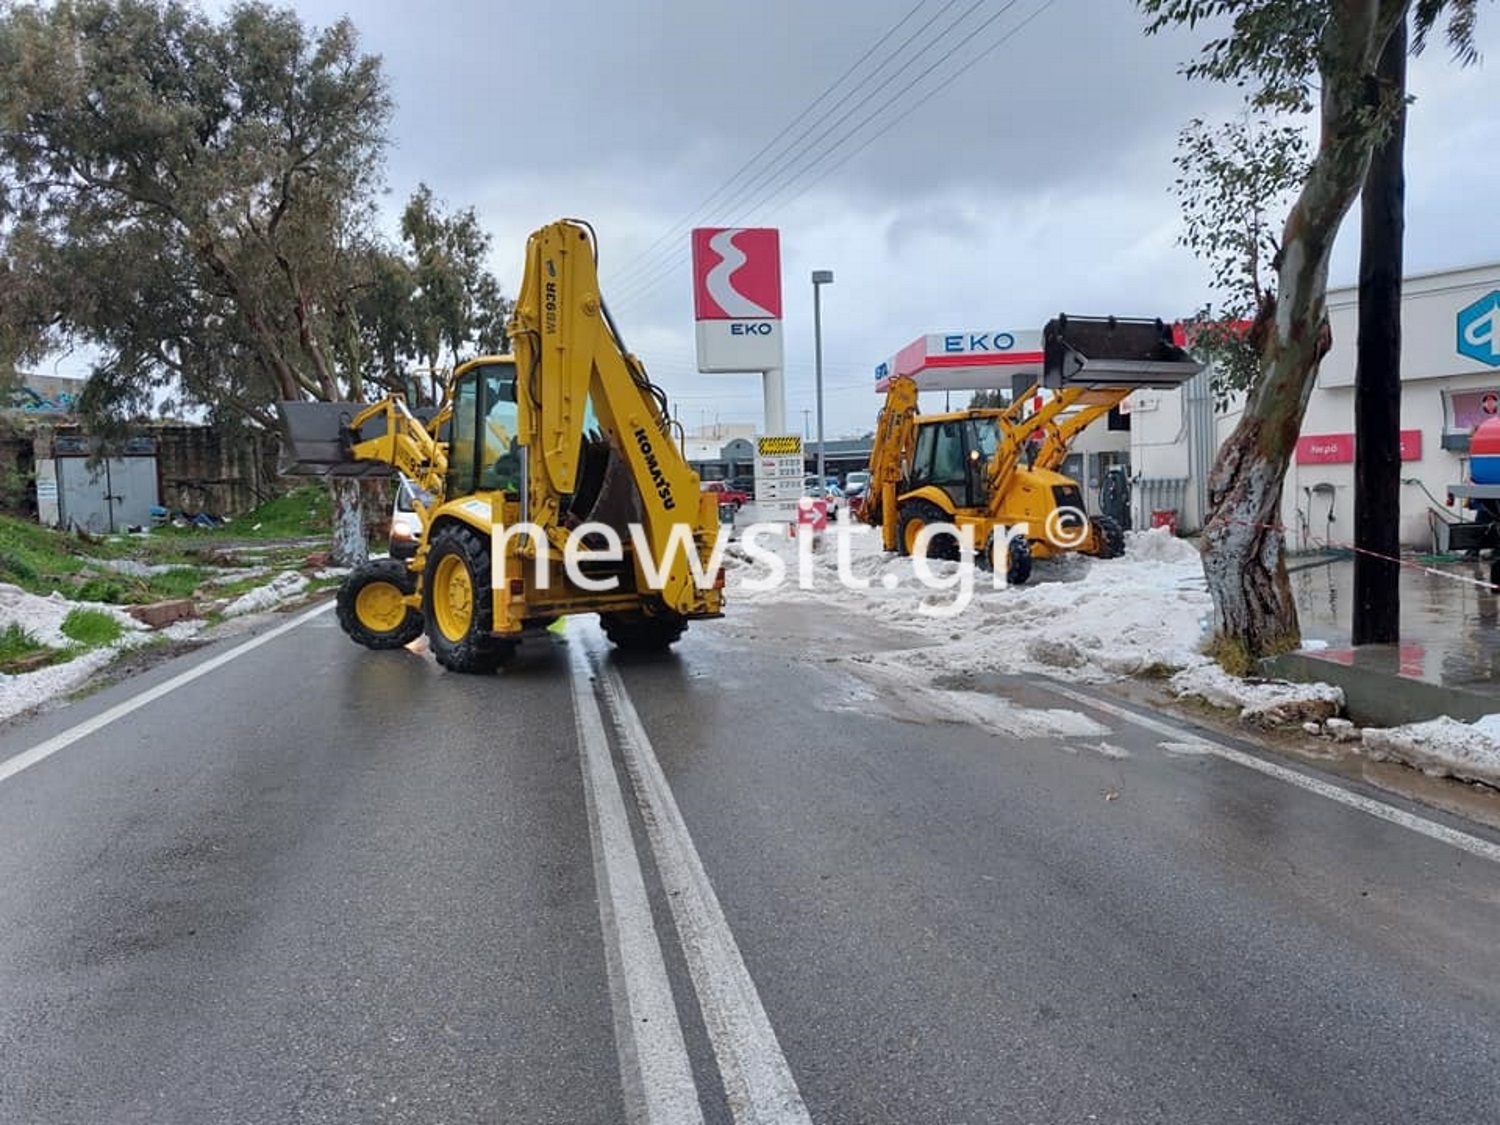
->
[757,435,802,456]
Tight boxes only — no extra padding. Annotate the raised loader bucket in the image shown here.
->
[274,400,396,478]
[1042,314,1203,389]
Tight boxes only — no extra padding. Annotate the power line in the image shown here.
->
[609,0,1053,314]
[604,0,937,293]
[607,0,994,306]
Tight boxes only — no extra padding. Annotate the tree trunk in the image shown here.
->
[1353,16,1407,645]
[329,478,368,568]
[1199,0,1407,672]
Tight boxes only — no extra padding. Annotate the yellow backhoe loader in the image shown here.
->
[275,218,725,672]
[858,314,1201,584]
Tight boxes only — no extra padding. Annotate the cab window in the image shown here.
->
[476,363,521,493]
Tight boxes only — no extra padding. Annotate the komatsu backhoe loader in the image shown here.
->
[275,218,725,672]
[858,314,1201,584]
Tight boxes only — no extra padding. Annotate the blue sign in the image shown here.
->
[1457,290,1500,368]
[941,332,1016,354]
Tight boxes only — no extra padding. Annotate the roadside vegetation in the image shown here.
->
[0,485,357,674]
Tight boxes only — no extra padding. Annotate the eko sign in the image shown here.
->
[691,228,784,372]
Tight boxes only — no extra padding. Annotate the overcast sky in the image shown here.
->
[279,0,1500,437]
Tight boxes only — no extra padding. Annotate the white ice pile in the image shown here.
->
[1360,715,1500,788]
[724,523,1221,684]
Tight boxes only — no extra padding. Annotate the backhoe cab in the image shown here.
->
[275,218,725,672]
[858,314,1200,584]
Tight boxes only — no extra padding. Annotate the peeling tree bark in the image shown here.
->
[1200,0,1409,668]
[328,477,366,568]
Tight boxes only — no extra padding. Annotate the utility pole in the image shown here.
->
[802,409,811,441]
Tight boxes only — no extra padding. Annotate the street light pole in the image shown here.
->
[812,269,833,487]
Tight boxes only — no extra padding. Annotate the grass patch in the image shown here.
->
[1135,661,1180,680]
[0,515,107,593]
[151,484,333,541]
[0,622,50,665]
[142,567,210,599]
[60,607,126,647]
[1205,630,1299,677]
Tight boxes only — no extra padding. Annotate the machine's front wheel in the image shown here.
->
[336,559,424,649]
[600,610,687,653]
[423,525,515,673]
[897,499,959,560]
[1001,535,1033,586]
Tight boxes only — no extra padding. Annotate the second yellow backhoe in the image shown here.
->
[858,314,1201,584]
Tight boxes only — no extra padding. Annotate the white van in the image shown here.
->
[389,476,424,559]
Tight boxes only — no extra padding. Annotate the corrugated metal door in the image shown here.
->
[56,456,159,532]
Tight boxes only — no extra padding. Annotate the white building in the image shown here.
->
[1129,262,1500,550]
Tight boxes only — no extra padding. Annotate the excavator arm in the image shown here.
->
[1025,387,1131,475]
[861,373,921,550]
[507,219,721,616]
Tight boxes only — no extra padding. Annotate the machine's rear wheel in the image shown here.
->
[897,499,959,560]
[600,610,687,652]
[423,525,515,673]
[336,559,424,649]
[1089,514,1126,559]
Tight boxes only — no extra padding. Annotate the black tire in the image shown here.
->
[336,559,424,649]
[1002,535,1033,586]
[1089,514,1126,559]
[422,524,516,674]
[600,610,688,653]
[897,499,960,560]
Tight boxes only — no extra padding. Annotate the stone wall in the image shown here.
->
[154,424,277,518]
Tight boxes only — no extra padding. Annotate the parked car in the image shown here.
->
[701,479,750,509]
[802,478,844,517]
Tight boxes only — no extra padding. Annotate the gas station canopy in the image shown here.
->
[873,330,1042,393]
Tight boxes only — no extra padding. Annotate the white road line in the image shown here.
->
[0,600,337,787]
[1045,683,1500,866]
[565,638,705,1125]
[590,641,814,1125]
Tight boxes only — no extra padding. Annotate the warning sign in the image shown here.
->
[756,435,802,457]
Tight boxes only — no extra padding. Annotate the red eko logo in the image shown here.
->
[691,228,782,321]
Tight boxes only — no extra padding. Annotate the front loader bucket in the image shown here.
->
[274,401,395,478]
[1042,314,1203,389]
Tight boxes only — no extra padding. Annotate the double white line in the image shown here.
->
[567,624,812,1125]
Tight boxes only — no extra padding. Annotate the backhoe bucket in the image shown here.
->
[1042,314,1202,389]
[274,401,396,478]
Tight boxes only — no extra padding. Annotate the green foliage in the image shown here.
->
[236,485,333,536]
[0,622,48,665]
[1169,110,1307,412]
[0,0,395,428]
[60,607,125,647]
[1138,1,1480,111]
[1145,1,1481,413]
[73,577,127,603]
[142,567,209,599]
[966,390,1006,409]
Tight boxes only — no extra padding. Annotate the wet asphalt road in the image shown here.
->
[1,599,1499,1124]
